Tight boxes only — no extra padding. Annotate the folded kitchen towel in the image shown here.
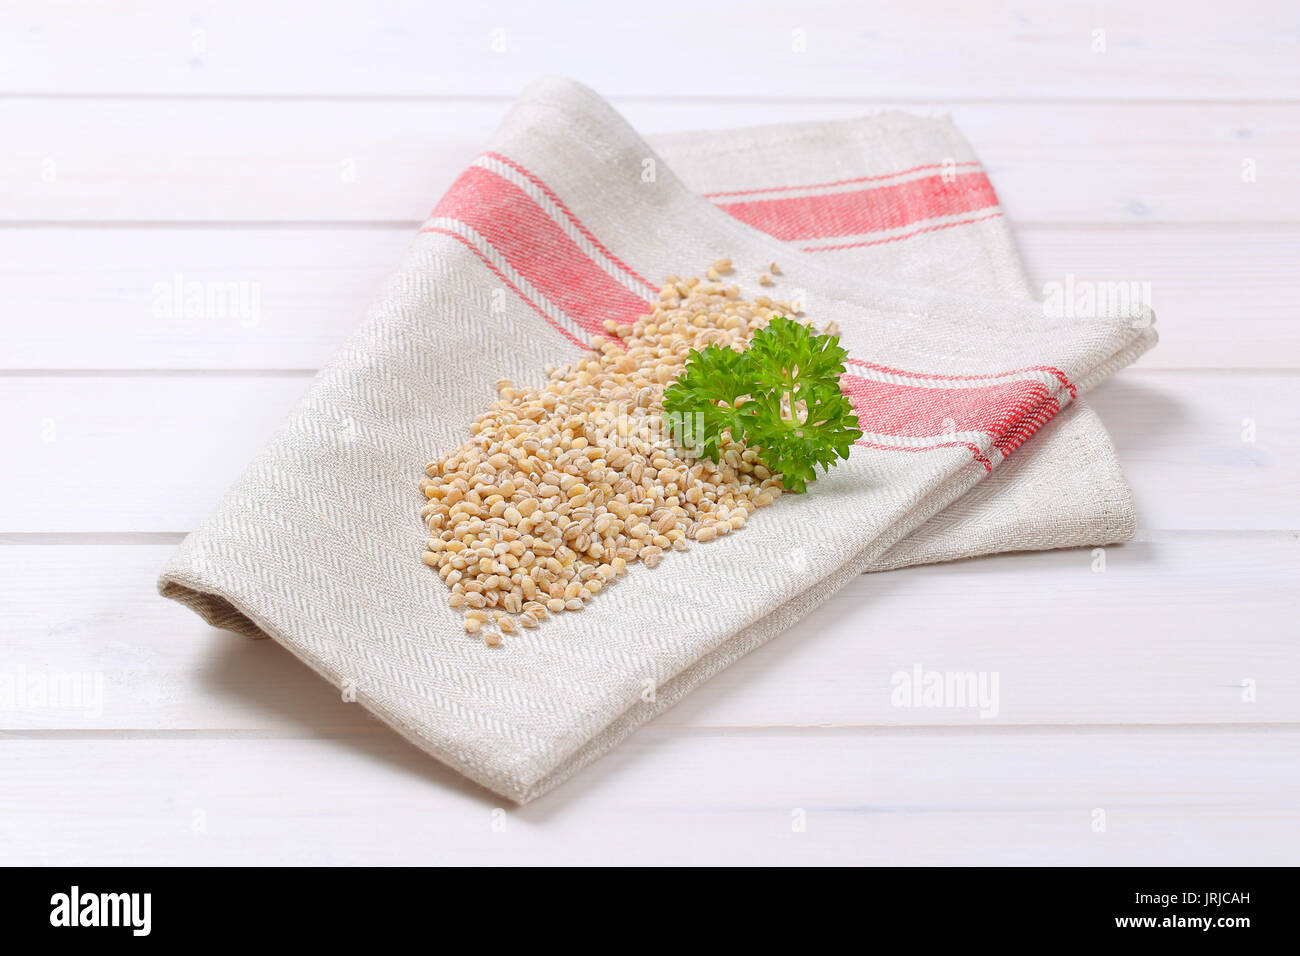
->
[159,77,1156,803]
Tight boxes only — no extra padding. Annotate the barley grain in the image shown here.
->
[419,265,800,637]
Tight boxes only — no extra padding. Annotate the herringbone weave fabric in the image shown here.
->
[160,78,1155,803]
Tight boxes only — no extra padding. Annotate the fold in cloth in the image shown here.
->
[160,78,1155,803]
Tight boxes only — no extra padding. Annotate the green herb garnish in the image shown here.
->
[662,316,863,493]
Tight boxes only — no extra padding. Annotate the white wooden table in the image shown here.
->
[2,1,1297,865]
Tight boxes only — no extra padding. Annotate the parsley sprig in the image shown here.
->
[662,317,863,493]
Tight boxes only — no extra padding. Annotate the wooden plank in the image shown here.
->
[2,371,1294,533]
[1,1,1295,100]
[3,225,1295,370]
[1,533,1296,731]
[3,99,1298,223]
[1087,372,1300,530]
[1,730,1295,864]
[0,228,412,370]
[1014,224,1300,369]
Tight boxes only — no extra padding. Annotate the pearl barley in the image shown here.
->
[419,266,790,641]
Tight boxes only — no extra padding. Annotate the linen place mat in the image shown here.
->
[160,78,1155,803]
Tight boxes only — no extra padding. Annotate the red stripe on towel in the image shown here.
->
[425,165,650,334]
[848,358,1076,399]
[840,375,1064,458]
[801,210,1006,252]
[422,226,588,350]
[701,162,984,199]
[483,151,660,295]
[714,171,999,242]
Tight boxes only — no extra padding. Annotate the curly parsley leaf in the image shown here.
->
[662,317,863,493]
[662,343,751,462]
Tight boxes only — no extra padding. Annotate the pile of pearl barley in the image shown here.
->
[419,259,812,646]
